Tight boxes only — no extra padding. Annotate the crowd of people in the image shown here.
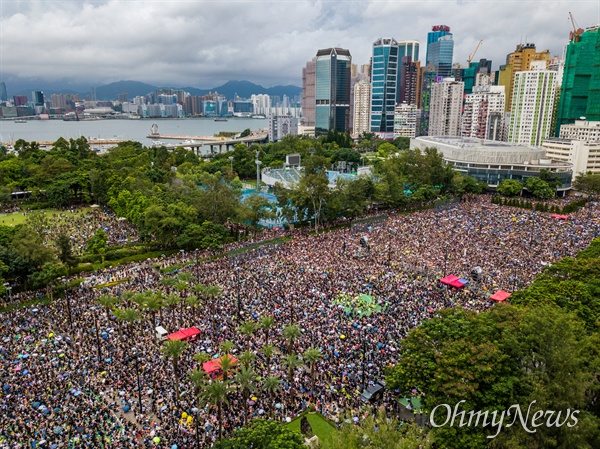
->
[1,196,598,448]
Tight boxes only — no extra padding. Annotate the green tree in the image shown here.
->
[574,173,600,195]
[87,229,108,264]
[55,232,77,273]
[303,347,323,393]
[238,320,258,351]
[11,225,54,267]
[497,179,523,197]
[160,339,189,402]
[282,323,302,353]
[200,380,231,442]
[525,176,555,199]
[281,353,303,383]
[260,315,276,346]
[214,419,305,449]
[234,365,257,425]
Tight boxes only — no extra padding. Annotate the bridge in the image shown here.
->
[147,132,269,155]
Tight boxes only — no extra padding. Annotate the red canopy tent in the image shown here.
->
[166,327,201,341]
[490,290,512,302]
[550,214,568,220]
[202,355,238,374]
[440,275,467,289]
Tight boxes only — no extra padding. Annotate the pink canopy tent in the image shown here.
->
[550,214,568,220]
[440,275,467,289]
[166,327,201,341]
[490,290,512,302]
[202,354,238,374]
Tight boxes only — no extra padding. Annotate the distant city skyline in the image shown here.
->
[0,1,597,90]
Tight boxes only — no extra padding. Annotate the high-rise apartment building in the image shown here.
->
[315,48,352,135]
[428,78,464,136]
[0,83,7,103]
[369,38,400,139]
[301,59,316,126]
[461,85,506,140]
[399,56,420,105]
[268,115,298,142]
[394,103,419,138]
[508,64,557,146]
[498,43,550,111]
[556,25,600,131]
[353,80,371,136]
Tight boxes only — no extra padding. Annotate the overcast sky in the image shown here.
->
[1,0,598,89]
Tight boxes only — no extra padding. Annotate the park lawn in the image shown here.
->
[287,411,336,447]
[0,207,93,227]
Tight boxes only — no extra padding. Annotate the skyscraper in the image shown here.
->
[556,25,600,131]
[315,47,352,135]
[428,78,464,136]
[508,63,557,146]
[0,83,7,103]
[461,85,506,140]
[353,80,371,136]
[301,59,316,126]
[399,56,420,105]
[394,103,419,138]
[427,35,454,77]
[369,38,400,139]
[399,40,419,63]
[426,25,451,65]
[498,43,550,111]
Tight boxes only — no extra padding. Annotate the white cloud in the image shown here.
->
[0,0,597,89]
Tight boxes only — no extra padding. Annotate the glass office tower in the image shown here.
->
[315,47,352,136]
[370,38,400,139]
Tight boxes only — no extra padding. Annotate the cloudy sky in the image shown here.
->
[1,0,598,90]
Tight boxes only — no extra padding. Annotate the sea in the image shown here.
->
[0,117,268,148]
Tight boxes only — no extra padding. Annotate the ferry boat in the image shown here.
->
[214,118,228,122]
[13,119,27,123]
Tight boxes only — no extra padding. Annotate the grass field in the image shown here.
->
[0,207,93,226]
[287,411,336,447]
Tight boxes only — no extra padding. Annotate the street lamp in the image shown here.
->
[180,249,185,262]
[65,294,73,329]
[195,248,199,282]
[361,324,373,392]
[129,348,144,415]
[235,266,242,318]
[255,155,262,192]
[3,282,11,303]
[91,306,103,371]
[192,407,201,449]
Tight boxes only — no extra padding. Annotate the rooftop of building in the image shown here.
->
[316,48,351,57]
[412,136,571,167]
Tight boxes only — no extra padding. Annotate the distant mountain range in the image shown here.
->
[7,79,301,102]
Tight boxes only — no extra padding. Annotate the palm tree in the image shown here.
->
[205,285,223,331]
[200,380,231,442]
[142,292,164,329]
[187,368,207,399]
[185,294,202,325]
[261,343,277,375]
[193,351,212,365]
[282,323,302,354]
[234,365,257,425]
[217,354,236,382]
[259,315,275,345]
[160,339,189,402]
[238,350,256,368]
[263,376,281,418]
[96,294,120,319]
[281,353,303,383]
[114,307,140,338]
[163,293,181,327]
[238,320,257,351]
[119,290,135,306]
[219,340,235,355]
[178,272,194,283]
[303,347,323,393]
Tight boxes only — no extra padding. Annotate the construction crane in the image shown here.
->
[467,40,483,65]
[569,11,584,42]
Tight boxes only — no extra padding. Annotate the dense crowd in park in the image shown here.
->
[1,196,599,448]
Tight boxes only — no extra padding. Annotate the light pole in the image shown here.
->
[235,266,241,318]
[192,407,201,449]
[3,282,11,303]
[229,156,234,173]
[65,294,73,329]
[130,348,143,415]
[195,248,199,282]
[92,307,103,371]
[255,152,262,192]
[361,324,373,392]
[180,248,185,262]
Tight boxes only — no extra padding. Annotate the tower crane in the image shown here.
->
[569,12,584,42]
[467,40,483,65]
